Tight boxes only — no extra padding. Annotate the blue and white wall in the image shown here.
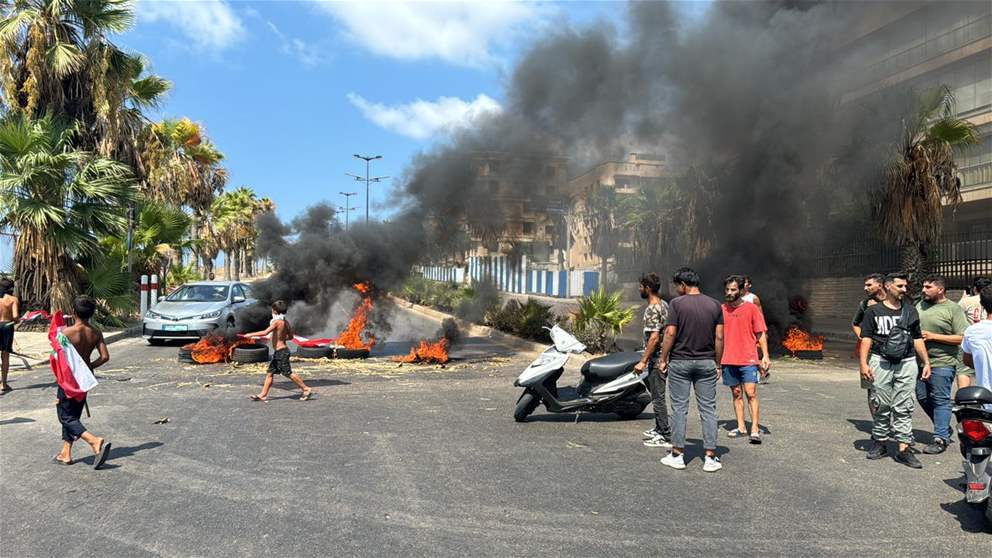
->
[417,256,600,298]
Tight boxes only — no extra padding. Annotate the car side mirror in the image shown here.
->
[158,296,165,302]
[233,296,245,303]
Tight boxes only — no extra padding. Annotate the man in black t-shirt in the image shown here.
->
[658,267,724,473]
[852,273,885,415]
[858,272,931,468]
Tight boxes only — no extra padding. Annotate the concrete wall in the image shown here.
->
[802,276,865,323]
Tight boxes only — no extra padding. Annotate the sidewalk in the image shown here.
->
[4,324,141,369]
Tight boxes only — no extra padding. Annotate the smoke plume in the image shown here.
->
[251,1,918,340]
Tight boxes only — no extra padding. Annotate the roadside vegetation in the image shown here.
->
[0,0,272,319]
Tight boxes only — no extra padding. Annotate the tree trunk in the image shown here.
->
[899,242,928,300]
[232,250,241,281]
[191,213,202,273]
[224,252,231,281]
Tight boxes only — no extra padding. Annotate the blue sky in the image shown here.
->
[0,1,710,273]
[122,0,640,222]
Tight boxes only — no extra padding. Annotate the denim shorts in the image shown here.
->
[722,364,760,386]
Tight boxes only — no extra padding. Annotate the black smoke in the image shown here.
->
[248,1,916,341]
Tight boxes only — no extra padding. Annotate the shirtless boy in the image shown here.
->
[54,296,112,468]
[1,277,20,392]
[245,300,312,401]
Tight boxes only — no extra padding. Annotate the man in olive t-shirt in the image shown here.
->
[915,274,970,454]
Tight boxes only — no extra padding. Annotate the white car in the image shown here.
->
[142,281,257,344]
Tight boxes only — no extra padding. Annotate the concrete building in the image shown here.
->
[564,153,669,282]
[807,0,991,331]
[841,0,991,233]
[460,151,569,265]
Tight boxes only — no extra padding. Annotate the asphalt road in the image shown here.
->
[1,329,989,557]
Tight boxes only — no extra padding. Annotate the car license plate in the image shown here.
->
[163,324,188,332]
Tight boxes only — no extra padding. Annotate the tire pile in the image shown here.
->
[178,344,370,364]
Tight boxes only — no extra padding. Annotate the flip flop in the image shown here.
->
[727,429,744,438]
[52,454,72,465]
[749,434,762,445]
[299,390,312,401]
[1,385,12,393]
[93,440,112,470]
[249,395,267,402]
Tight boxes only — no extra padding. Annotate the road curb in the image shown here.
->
[104,324,142,345]
[388,296,548,354]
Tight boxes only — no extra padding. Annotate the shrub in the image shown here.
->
[571,288,635,353]
[485,297,555,343]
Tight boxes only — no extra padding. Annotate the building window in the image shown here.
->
[522,222,535,234]
[545,225,555,236]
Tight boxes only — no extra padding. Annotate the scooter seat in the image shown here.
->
[955,386,992,406]
[581,351,643,383]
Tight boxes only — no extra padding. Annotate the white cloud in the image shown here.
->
[313,1,546,67]
[263,20,325,66]
[347,93,502,139]
[139,0,245,50]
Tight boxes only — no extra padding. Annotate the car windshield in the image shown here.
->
[165,285,229,302]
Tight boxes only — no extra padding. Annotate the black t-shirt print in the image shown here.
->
[859,302,923,359]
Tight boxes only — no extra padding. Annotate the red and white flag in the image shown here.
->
[49,313,97,401]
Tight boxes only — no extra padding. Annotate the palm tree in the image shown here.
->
[101,201,192,283]
[0,114,134,311]
[618,177,680,275]
[0,1,165,162]
[876,86,978,288]
[579,185,620,290]
[141,117,227,269]
[209,187,257,281]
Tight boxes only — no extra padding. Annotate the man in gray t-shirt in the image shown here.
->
[658,267,724,473]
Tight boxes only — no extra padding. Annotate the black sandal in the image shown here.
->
[93,440,112,469]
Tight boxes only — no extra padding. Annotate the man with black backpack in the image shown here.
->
[858,272,932,468]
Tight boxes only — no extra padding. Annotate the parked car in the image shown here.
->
[142,281,256,344]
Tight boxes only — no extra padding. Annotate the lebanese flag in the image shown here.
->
[236,334,333,347]
[49,313,98,402]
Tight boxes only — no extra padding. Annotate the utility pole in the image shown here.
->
[347,154,388,222]
[339,191,357,230]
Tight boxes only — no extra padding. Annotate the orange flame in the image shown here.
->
[781,326,824,354]
[184,334,257,364]
[393,338,450,364]
[334,282,377,350]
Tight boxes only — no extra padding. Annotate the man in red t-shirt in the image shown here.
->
[721,275,770,444]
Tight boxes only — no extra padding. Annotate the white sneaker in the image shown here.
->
[660,452,686,470]
[642,428,659,439]
[703,455,723,472]
[643,434,673,448]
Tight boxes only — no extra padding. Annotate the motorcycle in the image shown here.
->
[513,325,651,422]
[952,385,992,527]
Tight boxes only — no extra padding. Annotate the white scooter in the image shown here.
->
[513,325,651,422]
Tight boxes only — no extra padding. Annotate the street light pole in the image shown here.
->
[339,191,357,230]
[347,154,388,222]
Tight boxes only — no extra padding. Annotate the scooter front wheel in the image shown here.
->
[514,391,541,422]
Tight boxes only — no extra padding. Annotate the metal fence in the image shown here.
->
[803,231,992,289]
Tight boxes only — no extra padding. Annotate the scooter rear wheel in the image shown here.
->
[514,392,540,422]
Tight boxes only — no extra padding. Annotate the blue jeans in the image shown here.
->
[915,366,955,441]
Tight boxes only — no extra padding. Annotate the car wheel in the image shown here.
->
[232,345,269,364]
[296,345,332,359]
[226,316,236,329]
[334,347,370,359]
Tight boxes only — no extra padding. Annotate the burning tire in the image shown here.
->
[178,347,195,364]
[232,345,269,364]
[296,345,332,359]
[334,347,370,360]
